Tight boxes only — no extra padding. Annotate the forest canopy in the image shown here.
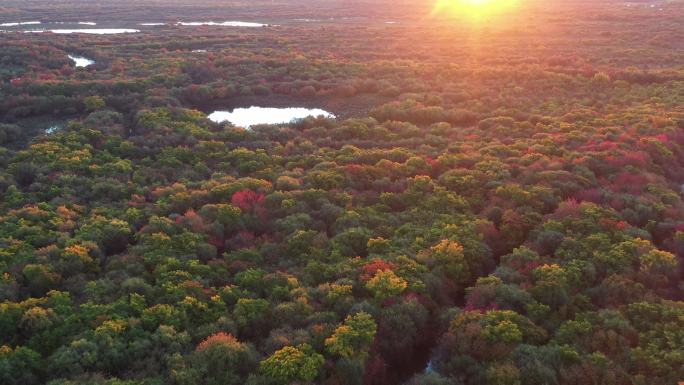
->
[1,0,684,384]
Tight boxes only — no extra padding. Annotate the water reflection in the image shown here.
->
[26,29,139,34]
[0,21,40,27]
[68,54,95,67]
[177,21,267,27]
[208,107,334,128]
[45,125,62,134]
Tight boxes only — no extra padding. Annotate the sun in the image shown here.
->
[431,0,520,20]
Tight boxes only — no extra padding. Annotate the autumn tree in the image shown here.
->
[260,344,324,384]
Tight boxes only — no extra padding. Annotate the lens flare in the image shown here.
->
[432,0,520,20]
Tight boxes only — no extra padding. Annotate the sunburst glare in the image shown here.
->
[431,0,520,20]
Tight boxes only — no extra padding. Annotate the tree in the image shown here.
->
[530,264,571,308]
[591,72,611,87]
[233,298,270,336]
[10,162,39,188]
[22,264,60,297]
[19,306,54,335]
[83,95,106,112]
[0,124,22,145]
[260,344,324,384]
[482,319,523,344]
[0,345,43,385]
[75,216,132,256]
[422,239,471,285]
[376,298,429,366]
[231,190,265,213]
[640,249,676,275]
[486,363,521,385]
[365,269,407,301]
[325,312,377,360]
[174,332,257,385]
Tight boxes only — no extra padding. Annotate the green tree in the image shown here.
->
[325,312,377,360]
[174,332,257,385]
[22,264,60,297]
[75,216,132,256]
[84,95,106,112]
[233,298,270,336]
[0,345,43,385]
[486,362,521,385]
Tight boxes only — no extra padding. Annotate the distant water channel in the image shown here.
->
[208,107,334,128]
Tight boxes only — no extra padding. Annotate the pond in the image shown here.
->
[177,21,267,27]
[26,29,139,34]
[0,21,141,34]
[68,54,95,67]
[208,107,334,128]
[0,21,41,27]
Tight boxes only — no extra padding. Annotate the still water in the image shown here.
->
[208,107,334,128]
[27,29,139,34]
[177,21,267,27]
[68,55,95,67]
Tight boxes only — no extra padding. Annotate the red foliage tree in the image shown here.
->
[231,189,265,214]
[360,259,396,281]
[196,332,240,352]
